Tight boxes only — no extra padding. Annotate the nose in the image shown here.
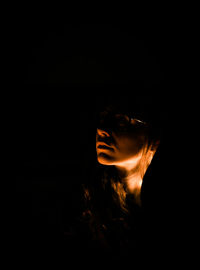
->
[96,128,111,137]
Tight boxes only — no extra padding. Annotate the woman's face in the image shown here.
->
[96,111,149,166]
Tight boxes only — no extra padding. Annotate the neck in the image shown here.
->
[115,162,143,206]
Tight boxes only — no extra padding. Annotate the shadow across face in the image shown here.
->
[96,108,150,166]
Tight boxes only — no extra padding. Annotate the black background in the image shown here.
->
[12,18,184,264]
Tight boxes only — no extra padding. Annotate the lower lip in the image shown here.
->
[97,145,113,150]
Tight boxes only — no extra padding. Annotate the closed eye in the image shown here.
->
[115,114,130,125]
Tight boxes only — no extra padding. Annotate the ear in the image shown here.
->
[150,140,160,152]
[144,141,160,169]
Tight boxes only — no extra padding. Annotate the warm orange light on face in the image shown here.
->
[96,124,146,166]
[96,110,159,205]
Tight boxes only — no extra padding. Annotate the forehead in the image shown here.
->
[99,103,130,116]
[98,104,141,123]
[97,102,151,127]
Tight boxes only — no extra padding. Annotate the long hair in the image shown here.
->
[82,142,163,219]
[80,148,163,257]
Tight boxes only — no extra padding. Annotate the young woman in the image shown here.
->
[77,94,166,260]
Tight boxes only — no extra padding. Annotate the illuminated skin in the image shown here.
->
[96,113,158,205]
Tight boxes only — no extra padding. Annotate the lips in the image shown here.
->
[96,142,113,150]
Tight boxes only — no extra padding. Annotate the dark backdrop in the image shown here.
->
[13,22,178,263]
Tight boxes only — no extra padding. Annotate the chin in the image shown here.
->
[97,153,115,165]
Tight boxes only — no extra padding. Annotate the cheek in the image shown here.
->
[116,135,145,157]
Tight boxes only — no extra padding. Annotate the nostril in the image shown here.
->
[97,128,110,137]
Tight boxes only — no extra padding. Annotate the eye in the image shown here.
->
[130,117,136,124]
[115,114,130,125]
